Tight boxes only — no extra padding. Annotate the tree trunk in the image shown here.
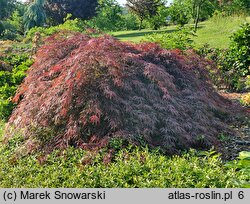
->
[139,17,143,31]
[194,4,201,32]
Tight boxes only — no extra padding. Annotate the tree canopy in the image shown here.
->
[126,0,163,30]
[0,0,17,19]
[87,0,123,31]
[45,0,98,25]
[169,0,218,28]
[24,0,46,30]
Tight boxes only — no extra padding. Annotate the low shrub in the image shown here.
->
[228,23,250,91]
[0,40,14,54]
[246,76,250,89]
[196,44,231,89]
[0,132,247,188]
[226,151,250,187]
[24,17,85,42]
[197,23,250,92]
[145,28,194,50]
[0,54,33,120]
[240,93,250,106]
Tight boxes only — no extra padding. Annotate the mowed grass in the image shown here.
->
[111,26,177,43]
[193,16,250,48]
[111,16,250,48]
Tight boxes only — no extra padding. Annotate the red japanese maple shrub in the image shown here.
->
[5,32,238,153]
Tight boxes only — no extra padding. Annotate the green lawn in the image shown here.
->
[193,16,250,48]
[111,16,250,49]
[110,26,177,43]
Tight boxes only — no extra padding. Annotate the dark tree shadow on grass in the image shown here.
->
[113,29,177,39]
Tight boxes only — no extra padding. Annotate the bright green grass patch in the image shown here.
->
[111,26,177,43]
[112,16,250,49]
[193,16,250,48]
[0,129,248,188]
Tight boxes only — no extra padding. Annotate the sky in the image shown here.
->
[117,0,127,5]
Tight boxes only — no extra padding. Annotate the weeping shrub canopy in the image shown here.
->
[6,32,240,154]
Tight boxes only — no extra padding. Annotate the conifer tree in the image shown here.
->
[24,0,46,31]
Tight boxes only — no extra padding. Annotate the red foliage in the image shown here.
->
[5,33,242,153]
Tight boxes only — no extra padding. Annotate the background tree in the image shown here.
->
[193,0,218,31]
[126,0,162,30]
[0,0,25,38]
[45,0,98,25]
[9,8,25,32]
[24,0,46,31]
[168,0,192,26]
[147,0,169,30]
[0,21,4,36]
[0,0,17,19]
[87,0,123,31]
[3,10,25,37]
[120,8,140,30]
[230,0,250,14]
[169,0,218,28]
[193,0,207,31]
